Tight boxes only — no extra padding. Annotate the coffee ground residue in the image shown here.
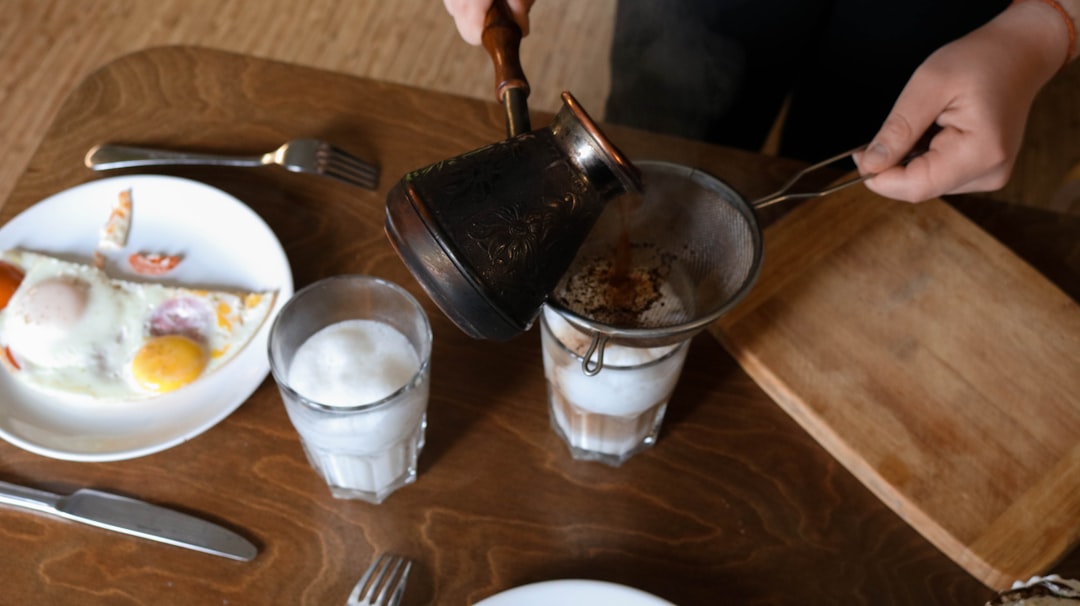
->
[555,243,676,327]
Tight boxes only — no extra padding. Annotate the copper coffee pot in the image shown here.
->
[384,1,641,340]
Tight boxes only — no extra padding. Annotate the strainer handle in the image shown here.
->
[750,146,869,209]
[582,334,609,376]
[751,126,939,209]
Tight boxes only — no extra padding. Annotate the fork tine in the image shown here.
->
[324,157,379,188]
[347,554,411,606]
[372,556,408,606]
[318,143,380,189]
[327,144,378,175]
[391,560,412,605]
[347,554,387,605]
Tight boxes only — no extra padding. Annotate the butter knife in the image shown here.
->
[0,480,258,561]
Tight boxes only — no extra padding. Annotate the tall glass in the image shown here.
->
[268,275,432,503]
[540,305,690,466]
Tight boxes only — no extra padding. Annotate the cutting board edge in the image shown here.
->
[966,438,1080,588]
[713,331,1077,591]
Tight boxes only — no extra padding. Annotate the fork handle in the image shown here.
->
[85,144,263,170]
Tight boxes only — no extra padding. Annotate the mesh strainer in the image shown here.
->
[549,151,868,374]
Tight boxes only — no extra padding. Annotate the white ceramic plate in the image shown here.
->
[0,175,293,461]
[474,579,676,606]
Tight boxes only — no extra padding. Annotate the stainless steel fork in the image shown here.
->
[346,553,412,606]
[85,138,379,189]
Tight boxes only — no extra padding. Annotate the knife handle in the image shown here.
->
[0,480,60,513]
[482,0,530,102]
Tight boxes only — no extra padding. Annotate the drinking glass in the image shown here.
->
[268,275,432,503]
[540,305,690,466]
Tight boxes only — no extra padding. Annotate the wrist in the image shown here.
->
[1009,0,1079,70]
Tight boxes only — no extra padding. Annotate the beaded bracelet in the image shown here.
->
[1011,0,1078,72]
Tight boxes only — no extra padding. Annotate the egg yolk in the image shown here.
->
[0,261,24,310]
[131,335,208,393]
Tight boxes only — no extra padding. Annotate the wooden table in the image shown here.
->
[0,46,1075,605]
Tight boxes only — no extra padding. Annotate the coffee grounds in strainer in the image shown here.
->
[548,160,761,341]
[554,242,682,327]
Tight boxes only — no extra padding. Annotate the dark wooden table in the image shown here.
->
[0,46,1076,605]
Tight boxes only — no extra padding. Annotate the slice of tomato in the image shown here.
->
[0,260,23,310]
[128,252,183,276]
[3,345,20,371]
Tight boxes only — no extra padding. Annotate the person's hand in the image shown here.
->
[855,1,1074,202]
[443,0,535,46]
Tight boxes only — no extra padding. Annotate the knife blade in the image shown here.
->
[0,480,257,561]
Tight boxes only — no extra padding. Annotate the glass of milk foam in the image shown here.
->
[540,305,690,467]
[268,275,432,503]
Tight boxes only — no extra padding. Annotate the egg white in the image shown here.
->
[0,250,276,401]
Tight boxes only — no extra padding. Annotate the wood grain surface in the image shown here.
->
[2,0,1078,224]
[0,0,615,218]
[0,46,1076,606]
[710,185,1080,589]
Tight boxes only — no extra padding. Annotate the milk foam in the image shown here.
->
[289,319,420,407]
[543,306,681,415]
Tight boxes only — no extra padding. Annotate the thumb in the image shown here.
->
[443,0,490,46]
[506,0,535,36]
[858,82,944,174]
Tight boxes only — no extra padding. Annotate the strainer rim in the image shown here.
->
[548,159,764,344]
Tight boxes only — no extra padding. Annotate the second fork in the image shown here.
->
[347,553,412,606]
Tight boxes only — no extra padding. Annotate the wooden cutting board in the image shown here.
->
[709,185,1080,590]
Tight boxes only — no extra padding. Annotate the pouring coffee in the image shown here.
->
[384,92,640,341]
[384,1,641,341]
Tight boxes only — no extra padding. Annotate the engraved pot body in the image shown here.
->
[385,92,640,341]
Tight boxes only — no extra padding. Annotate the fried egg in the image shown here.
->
[0,249,276,401]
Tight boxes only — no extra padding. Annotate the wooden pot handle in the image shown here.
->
[481,0,530,102]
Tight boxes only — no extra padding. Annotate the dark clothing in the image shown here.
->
[605,0,1011,162]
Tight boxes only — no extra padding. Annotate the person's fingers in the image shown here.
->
[853,2,1059,203]
[506,0,535,36]
[443,0,534,45]
[862,124,1012,202]
[854,74,946,176]
[444,0,491,45]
